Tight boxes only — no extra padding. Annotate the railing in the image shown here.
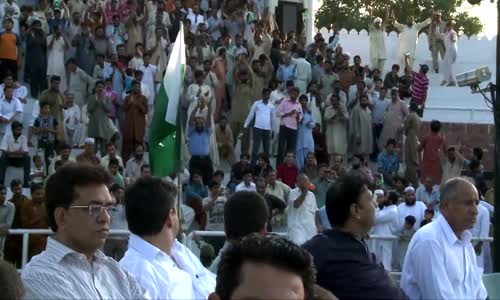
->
[6,229,494,273]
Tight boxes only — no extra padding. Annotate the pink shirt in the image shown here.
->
[277,98,303,130]
[105,89,119,118]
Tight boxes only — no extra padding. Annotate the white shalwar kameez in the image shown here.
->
[393,18,431,69]
[441,29,457,84]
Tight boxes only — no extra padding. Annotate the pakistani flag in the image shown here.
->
[149,24,186,177]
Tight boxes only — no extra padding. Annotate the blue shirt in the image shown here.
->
[276,64,296,82]
[188,127,211,156]
[377,150,400,173]
[318,206,332,230]
[415,185,440,211]
[186,182,208,201]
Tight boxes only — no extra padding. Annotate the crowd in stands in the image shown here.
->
[0,0,495,299]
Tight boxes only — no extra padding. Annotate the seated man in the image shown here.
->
[228,153,252,192]
[377,138,400,187]
[62,92,83,148]
[0,121,30,187]
[124,144,149,184]
[100,142,124,169]
[120,177,216,299]
[76,138,100,165]
[48,143,75,175]
[21,164,149,298]
[235,169,256,192]
[302,175,408,299]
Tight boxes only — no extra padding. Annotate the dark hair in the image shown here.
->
[215,233,316,300]
[425,208,435,216]
[473,147,483,160]
[224,192,268,240]
[0,260,23,299]
[194,70,204,78]
[409,101,419,112]
[95,80,105,87]
[65,58,76,66]
[140,164,150,172]
[469,159,481,171]
[208,180,220,189]
[46,164,112,231]
[213,170,225,178]
[10,179,21,189]
[325,175,368,227]
[30,182,43,194]
[109,158,120,167]
[109,183,124,193]
[240,153,250,160]
[405,215,416,226]
[125,177,177,236]
[262,87,271,95]
[11,120,22,131]
[387,191,399,205]
[40,101,51,109]
[386,138,397,147]
[58,142,71,152]
[297,49,306,58]
[430,120,441,133]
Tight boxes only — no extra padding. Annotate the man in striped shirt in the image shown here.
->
[21,164,149,299]
[405,54,429,117]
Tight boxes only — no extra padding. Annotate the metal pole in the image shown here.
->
[493,0,500,273]
[21,233,29,269]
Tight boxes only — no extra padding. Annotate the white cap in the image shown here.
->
[374,17,382,24]
[84,137,95,144]
[374,189,384,196]
[404,186,415,193]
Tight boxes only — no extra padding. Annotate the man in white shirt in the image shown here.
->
[138,52,158,112]
[100,142,124,169]
[235,170,256,192]
[0,121,30,187]
[415,176,440,211]
[62,92,83,148]
[187,4,204,33]
[397,186,426,231]
[0,85,23,137]
[287,174,318,245]
[0,73,28,103]
[292,49,312,95]
[120,177,216,299]
[21,164,149,299]
[371,190,398,272]
[400,177,487,299]
[244,87,274,166]
[470,202,490,270]
[125,144,149,184]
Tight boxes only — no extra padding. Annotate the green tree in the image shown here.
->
[315,0,483,36]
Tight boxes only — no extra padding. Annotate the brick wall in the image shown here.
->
[419,122,495,171]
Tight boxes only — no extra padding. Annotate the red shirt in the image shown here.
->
[277,163,298,188]
[412,71,429,104]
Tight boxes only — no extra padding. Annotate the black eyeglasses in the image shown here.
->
[68,204,117,217]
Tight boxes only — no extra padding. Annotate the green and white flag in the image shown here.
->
[149,23,186,177]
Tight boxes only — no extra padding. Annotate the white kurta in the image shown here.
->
[287,188,318,245]
[139,64,158,109]
[47,35,68,92]
[470,204,490,270]
[63,104,83,147]
[441,30,458,83]
[393,18,431,68]
[371,205,398,272]
[292,58,312,95]
[397,201,427,231]
[369,23,387,68]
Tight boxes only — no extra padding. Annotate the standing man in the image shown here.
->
[120,177,216,299]
[405,55,429,118]
[378,87,408,150]
[348,94,373,160]
[188,101,214,185]
[243,88,274,166]
[369,13,388,72]
[0,184,14,258]
[21,164,149,298]
[287,174,318,245]
[276,87,303,166]
[400,178,487,299]
[0,18,21,81]
[428,11,446,74]
[292,49,312,95]
[403,102,421,187]
[391,11,431,70]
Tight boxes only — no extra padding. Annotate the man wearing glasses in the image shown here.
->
[21,163,149,299]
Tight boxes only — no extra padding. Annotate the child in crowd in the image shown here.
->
[32,102,58,169]
[109,158,124,187]
[29,154,45,184]
[420,208,435,227]
[398,215,417,270]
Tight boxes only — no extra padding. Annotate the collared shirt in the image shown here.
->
[287,188,318,245]
[0,200,15,256]
[411,71,429,103]
[371,97,389,124]
[276,63,296,82]
[415,185,440,211]
[277,98,303,130]
[0,96,22,134]
[188,127,211,156]
[266,180,291,202]
[400,215,487,299]
[101,154,124,169]
[120,234,196,299]
[377,150,400,173]
[187,12,204,33]
[244,100,274,130]
[0,134,27,153]
[21,237,149,299]
[235,181,256,192]
[125,157,149,181]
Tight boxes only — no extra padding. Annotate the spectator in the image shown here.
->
[124,144,148,183]
[76,137,100,165]
[0,259,23,300]
[66,58,94,108]
[47,143,74,175]
[253,152,272,178]
[21,164,148,298]
[29,155,45,184]
[87,80,116,156]
[303,175,408,299]
[3,179,27,267]
[235,169,256,192]
[395,215,416,270]
[104,183,127,260]
[62,92,83,148]
[440,145,465,186]
[0,18,21,81]
[140,164,151,178]
[0,184,14,258]
[471,199,490,271]
[210,233,316,300]
[108,158,124,187]
[403,102,421,186]
[122,80,148,162]
[120,177,216,299]
[215,115,235,164]
[418,120,444,185]
[295,95,315,171]
[324,94,348,163]
[71,25,96,75]
[287,173,318,245]
[265,169,291,203]
[186,169,209,229]
[420,208,435,227]
[100,142,124,169]
[47,25,68,92]
[397,187,427,231]
[383,64,400,89]
[38,75,64,141]
[378,88,408,150]
[0,85,23,138]
[348,94,373,160]
[276,87,302,166]
[405,55,429,118]
[0,122,30,186]
[371,190,398,272]
[33,101,58,168]
[277,152,299,188]
[255,177,286,232]
[20,183,48,260]
[301,151,318,180]
[292,49,312,94]
[415,176,440,211]
[203,180,227,231]
[311,164,334,208]
[377,138,400,187]
[401,178,486,299]
[371,86,389,160]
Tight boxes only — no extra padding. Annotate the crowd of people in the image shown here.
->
[0,0,494,298]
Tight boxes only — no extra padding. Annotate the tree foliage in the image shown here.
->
[315,0,484,36]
